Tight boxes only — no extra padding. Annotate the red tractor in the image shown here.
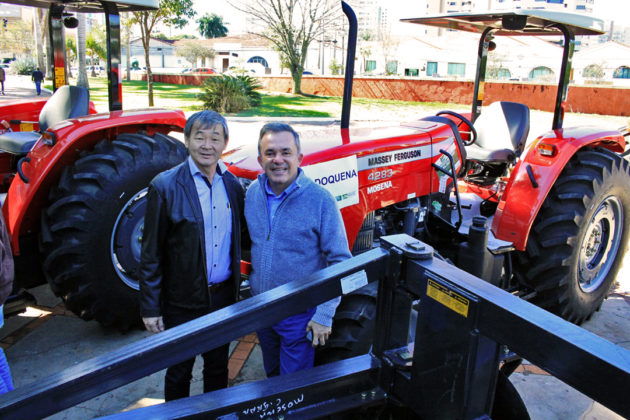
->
[225,4,630,360]
[0,0,188,328]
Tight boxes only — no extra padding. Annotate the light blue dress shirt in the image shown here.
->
[264,168,302,224]
[188,157,232,285]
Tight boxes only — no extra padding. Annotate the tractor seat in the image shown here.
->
[0,85,90,155]
[466,101,530,163]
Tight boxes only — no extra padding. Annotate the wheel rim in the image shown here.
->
[578,196,624,293]
[110,188,148,290]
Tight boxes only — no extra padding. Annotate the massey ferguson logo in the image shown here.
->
[358,145,430,171]
[313,169,358,186]
[367,180,393,194]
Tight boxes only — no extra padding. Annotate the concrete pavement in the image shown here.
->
[0,74,51,101]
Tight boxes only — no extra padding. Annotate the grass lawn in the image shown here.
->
[58,76,464,121]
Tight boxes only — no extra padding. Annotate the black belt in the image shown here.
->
[208,281,229,294]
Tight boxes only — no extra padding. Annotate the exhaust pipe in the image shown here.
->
[341,1,357,130]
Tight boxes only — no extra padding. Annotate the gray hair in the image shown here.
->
[257,122,301,156]
[184,110,229,142]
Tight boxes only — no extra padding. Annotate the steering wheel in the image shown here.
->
[436,110,477,146]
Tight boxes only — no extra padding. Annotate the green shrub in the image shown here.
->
[235,74,262,107]
[198,74,262,113]
[11,56,37,76]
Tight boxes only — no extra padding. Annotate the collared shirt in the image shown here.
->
[188,157,232,285]
[264,168,302,224]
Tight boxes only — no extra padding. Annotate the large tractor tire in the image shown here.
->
[40,132,187,329]
[515,147,630,324]
[314,282,378,365]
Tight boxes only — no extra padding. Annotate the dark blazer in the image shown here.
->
[139,160,245,317]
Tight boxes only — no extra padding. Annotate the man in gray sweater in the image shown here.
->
[245,122,351,376]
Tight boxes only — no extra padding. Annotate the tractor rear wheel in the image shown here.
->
[40,132,187,329]
[514,147,630,324]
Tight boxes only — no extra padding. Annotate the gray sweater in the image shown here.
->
[245,171,351,327]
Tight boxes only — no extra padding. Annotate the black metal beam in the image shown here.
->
[100,354,383,419]
[551,23,575,130]
[407,255,630,419]
[0,248,390,420]
[341,1,357,130]
[102,1,122,111]
[48,3,66,91]
[471,27,495,123]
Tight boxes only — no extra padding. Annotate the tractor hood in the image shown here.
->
[223,121,438,179]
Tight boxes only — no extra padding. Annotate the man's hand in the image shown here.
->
[306,320,331,347]
[143,316,164,333]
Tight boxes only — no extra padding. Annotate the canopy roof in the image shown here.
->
[402,10,605,37]
[0,0,157,12]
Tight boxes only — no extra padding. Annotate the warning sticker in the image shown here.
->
[54,67,66,87]
[426,279,469,317]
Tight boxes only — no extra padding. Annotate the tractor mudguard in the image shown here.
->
[2,108,186,253]
[492,126,625,250]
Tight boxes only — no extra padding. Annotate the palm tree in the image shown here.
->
[77,13,89,88]
[197,14,228,39]
[86,30,106,77]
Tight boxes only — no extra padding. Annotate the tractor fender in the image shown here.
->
[2,108,186,253]
[0,98,97,132]
[491,126,625,250]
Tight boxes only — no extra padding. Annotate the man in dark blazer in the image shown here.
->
[139,110,245,401]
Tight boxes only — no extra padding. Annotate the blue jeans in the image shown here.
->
[35,81,41,95]
[256,308,316,377]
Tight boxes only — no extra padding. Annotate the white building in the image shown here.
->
[122,38,181,71]
[573,41,630,86]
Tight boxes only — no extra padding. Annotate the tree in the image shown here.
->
[66,36,76,78]
[131,0,195,106]
[77,13,89,88]
[33,8,47,77]
[583,63,605,80]
[358,30,373,75]
[379,32,400,75]
[230,0,338,94]
[0,17,34,57]
[86,26,107,77]
[198,13,228,39]
[176,42,215,68]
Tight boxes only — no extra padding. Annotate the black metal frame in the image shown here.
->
[470,20,576,129]
[102,0,123,111]
[43,1,124,111]
[48,4,66,91]
[341,1,357,130]
[0,234,628,419]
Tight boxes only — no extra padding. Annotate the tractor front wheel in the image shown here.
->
[40,132,187,329]
[515,147,630,324]
[314,282,378,365]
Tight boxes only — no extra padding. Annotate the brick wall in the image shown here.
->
[141,73,630,116]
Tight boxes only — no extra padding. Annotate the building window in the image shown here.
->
[529,66,554,80]
[427,61,438,76]
[365,60,376,72]
[494,68,511,79]
[247,56,268,68]
[583,64,604,79]
[613,66,630,79]
[448,62,465,77]
[405,68,419,76]
[385,61,398,75]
